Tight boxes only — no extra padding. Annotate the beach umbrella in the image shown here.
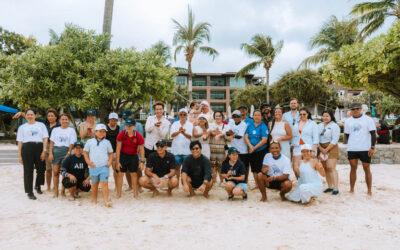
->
[227,105,232,119]
[250,105,254,117]
[334,107,340,121]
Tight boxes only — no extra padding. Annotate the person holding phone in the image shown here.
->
[221,147,247,201]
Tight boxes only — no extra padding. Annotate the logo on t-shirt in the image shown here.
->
[252,130,256,135]
[74,163,84,169]
[352,123,361,133]
[30,129,39,137]
[59,135,68,143]
[133,138,137,144]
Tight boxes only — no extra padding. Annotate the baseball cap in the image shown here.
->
[122,109,133,119]
[86,109,96,116]
[95,124,107,131]
[238,105,248,110]
[350,102,361,110]
[197,114,208,120]
[200,100,209,106]
[260,102,271,109]
[108,112,118,120]
[74,141,84,148]
[228,147,240,154]
[232,110,241,117]
[155,139,168,147]
[125,117,136,126]
[178,108,188,114]
[300,144,312,151]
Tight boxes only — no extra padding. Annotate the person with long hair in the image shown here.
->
[79,110,97,142]
[287,144,325,206]
[318,110,340,195]
[209,111,229,184]
[192,114,211,159]
[221,147,247,201]
[17,109,49,200]
[292,107,319,178]
[48,114,77,198]
[244,110,269,190]
[268,106,292,159]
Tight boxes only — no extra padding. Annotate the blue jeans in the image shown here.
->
[174,155,188,165]
[89,166,109,183]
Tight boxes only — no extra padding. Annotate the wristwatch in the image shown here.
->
[371,146,375,149]
[140,160,145,163]
[164,175,169,180]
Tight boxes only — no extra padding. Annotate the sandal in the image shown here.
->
[228,195,234,201]
[324,188,333,193]
[332,190,339,195]
[243,194,248,201]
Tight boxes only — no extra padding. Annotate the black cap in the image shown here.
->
[350,102,361,109]
[260,102,270,109]
[74,141,84,148]
[86,109,96,116]
[238,105,248,110]
[125,117,136,126]
[122,109,133,119]
[228,147,240,154]
[155,139,167,147]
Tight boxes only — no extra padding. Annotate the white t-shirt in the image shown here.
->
[170,120,193,155]
[17,122,49,143]
[228,120,248,154]
[344,115,376,151]
[262,153,291,178]
[50,127,77,147]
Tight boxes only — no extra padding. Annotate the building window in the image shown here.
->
[211,103,226,112]
[174,76,187,86]
[230,90,235,99]
[210,91,226,100]
[193,77,207,86]
[193,90,207,100]
[171,103,187,112]
[210,77,226,86]
[230,77,245,88]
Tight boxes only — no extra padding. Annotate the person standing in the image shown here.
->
[345,102,376,196]
[17,109,49,200]
[48,114,77,198]
[139,139,179,197]
[238,105,254,126]
[115,118,145,199]
[170,108,193,182]
[200,100,214,123]
[269,106,293,159]
[61,141,91,201]
[221,147,248,201]
[244,110,269,189]
[209,111,229,184]
[318,110,340,195]
[292,107,319,178]
[287,144,325,206]
[181,141,213,198]
[192,114,211,159]
[227,110,249,182]
[79,110,97,142]
[106,112,120,190]
[260,102,273,126]
[144,102,170,158]
[282,98,300,132]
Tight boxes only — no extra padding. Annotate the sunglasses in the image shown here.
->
[191,147,200,151]
[299,113,307,116]
[350,108,360,111]
[156,145,165,148]
[271,140,279,144]
[180,113,187,116]
[232,115,240,118]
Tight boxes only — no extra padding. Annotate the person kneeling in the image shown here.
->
[221,147,247,201]
[181,141,213,198]
[61,141,91,201]
[139,139,179,197]
[258,141,292,202]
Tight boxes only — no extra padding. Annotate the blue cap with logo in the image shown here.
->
[125,117,136,126]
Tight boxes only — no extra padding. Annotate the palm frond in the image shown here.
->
[235,60,262,79]
[173,45,184,61]
[172,18,188,46]
[350,1,395,16]
[357,14,386,41]
[298,49,331,69]
[274,40,284,55]
[192,22,211,42]
[199,46,219,60]
[240,43,264,58]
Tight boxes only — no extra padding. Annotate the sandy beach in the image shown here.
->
[0,144,399,250]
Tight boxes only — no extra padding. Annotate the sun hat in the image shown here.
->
[300,144,312,151]
[200,100,209,106]
[95,124,107,131]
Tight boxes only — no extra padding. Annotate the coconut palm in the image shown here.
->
[151,40,171,65]
[102,0,114,49]
[235,34,283,103]
[299,16,358,69]
[172,6,219,101]
[350,0,400,41]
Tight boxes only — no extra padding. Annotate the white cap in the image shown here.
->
[108,112,118,120]
[178,108,188,114]
[197,114,208,120]
[200,100,209,106]
[300,144,312,151]
[95,124,108,131]
[232,110,241,116]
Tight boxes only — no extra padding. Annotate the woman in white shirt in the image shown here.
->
[318,110,341,195]
[192,114,211,159]
[48,114,77,198]
[144,102,170,158]
[268,107,293,159]
[17,109,49,200]
[209,111,229,184]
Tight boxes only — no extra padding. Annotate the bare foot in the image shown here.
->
[68,197,75,201]
[116,194,121,199]
[367,191,372,196]
[139,187,144,193]
[167,189,172,197]
[61,192,66,197]
[203,193,209,199]
[91,200,97,204]
[152,190,159,198]
[306,197,314,207]
[188,192,195,197]
[133,195,140,200]
[260,196,267,202]
[280,192,287,201]
[125,187,132,192]
[350,189,354,194]
[53,192,58,198]
[105,201,112,207]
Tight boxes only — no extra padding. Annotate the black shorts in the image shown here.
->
[190,177,204,189]
[348,151,371,163]
[120,153,139,173]
[268,179,284,190]
[145,147,156,159]
[62,177,91,192]
[248,148,267,173]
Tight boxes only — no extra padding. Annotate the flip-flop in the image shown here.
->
[324,188,333,193]
[228,195,234,201]
[332,190,339,195]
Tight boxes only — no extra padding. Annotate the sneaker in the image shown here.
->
[228,195,234,201]
[332,190,339,195]
[35,186,43,195]
[27,193,37,200]
[324,188,333,193]
[243,194,248,201]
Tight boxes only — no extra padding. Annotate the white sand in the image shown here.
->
[0,145,399,249]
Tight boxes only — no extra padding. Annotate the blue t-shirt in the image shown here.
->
[83,137,113,168]
[244,117,254,127]
[245,122,269,152]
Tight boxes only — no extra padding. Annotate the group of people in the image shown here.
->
[15,99,377,206]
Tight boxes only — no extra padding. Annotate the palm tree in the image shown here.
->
[299,16,358,68]
[235,34,283,103]
[151,40,171,65]
[350,0,400,41]
[172,6,219,101]
[102,0,114,49]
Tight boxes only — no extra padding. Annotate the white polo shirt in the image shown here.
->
[170,120,193,155]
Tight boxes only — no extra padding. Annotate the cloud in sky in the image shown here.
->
[0,0,392,82]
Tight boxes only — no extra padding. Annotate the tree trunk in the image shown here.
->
[266,68,270,103]
[66,106,79,135]
[0,115,6,133]
[188,61,193,102]
[102,0,114,49]
[7,119,17,136]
